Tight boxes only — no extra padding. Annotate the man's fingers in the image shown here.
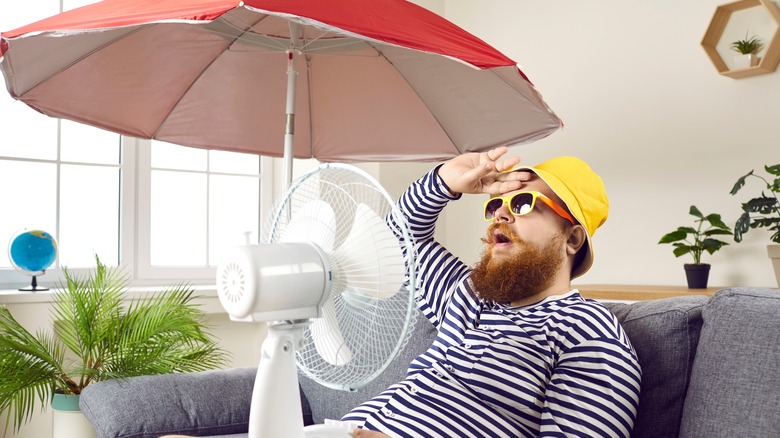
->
[485,146,509,162]
[353,429,391,438]
[495,155,521,172]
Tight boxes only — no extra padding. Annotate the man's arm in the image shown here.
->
[390,147,528,327]
[540,337,642,437]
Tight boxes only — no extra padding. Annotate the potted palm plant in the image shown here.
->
[0,256,228,437]
[659,205,733,288]
[730,33,763,69]
[731,164,780,287]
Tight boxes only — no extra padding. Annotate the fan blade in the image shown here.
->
[331,204,405,299]
[279,199,336,252]
[310,299,352,366]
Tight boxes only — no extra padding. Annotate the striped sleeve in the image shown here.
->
[391,166,471,328]
[540,304,642,437]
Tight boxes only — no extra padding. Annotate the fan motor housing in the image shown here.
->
[217,242,331,322]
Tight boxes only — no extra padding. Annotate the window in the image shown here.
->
[0,1,272,289]
[135,140,270,282]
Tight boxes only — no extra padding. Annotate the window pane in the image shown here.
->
[0,161,57,268]
[209,150,260,174]
[61,120,120,164]
[0,97,58,160]
[150,170,207,266]
[59,164,119,267]
[151,141,207,171]
[209,174,259,265]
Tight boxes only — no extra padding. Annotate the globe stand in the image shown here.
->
[19,275,49,292]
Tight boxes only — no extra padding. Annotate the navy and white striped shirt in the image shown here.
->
[343,168,641,437]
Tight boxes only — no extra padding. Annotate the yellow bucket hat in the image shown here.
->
[510,156,609,278]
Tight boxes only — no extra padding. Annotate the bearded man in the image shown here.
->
[342,147,641,438]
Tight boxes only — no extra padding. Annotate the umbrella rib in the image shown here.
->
[367,43,460,156]
[151,14,270,140]
[218,14,288,52]
[486,67,562,133]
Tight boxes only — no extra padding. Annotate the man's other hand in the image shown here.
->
[353,429,391,438]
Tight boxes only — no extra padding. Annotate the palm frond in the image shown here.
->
[0,308,74,432]
[0,255,227,433]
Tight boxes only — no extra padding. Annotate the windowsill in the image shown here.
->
[0,284,226,313]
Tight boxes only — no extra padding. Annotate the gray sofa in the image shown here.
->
[80,287,780,438]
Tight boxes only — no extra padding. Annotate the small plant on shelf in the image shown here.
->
[730,33,763,55]
[659,205,733,264]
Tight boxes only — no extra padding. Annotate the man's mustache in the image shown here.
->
[482,222,523,245]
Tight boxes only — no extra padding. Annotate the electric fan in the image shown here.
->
[217,163,418,438]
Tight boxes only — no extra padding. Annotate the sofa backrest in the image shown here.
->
[679,287,780,438]
[604,295,708,438]
[301,293,713,437]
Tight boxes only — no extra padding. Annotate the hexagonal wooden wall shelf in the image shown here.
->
[702,0,780,78]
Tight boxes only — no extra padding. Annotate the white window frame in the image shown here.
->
[132,138,273,284]
[0,135,273,290]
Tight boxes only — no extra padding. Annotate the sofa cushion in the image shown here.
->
[679,287,780,438]
[299,312,438,424]
[604,295,708,438]
[80,367,313,438]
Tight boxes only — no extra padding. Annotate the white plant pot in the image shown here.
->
[768,244,780,288]
[733,53,758,69]
[51,394,96,438]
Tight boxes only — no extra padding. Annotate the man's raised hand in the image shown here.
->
[437,146,527,196]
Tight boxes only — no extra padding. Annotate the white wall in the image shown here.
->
[397,0,780,288]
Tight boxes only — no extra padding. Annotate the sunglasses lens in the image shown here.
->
[485,198,503,220]
[511,193,534,216]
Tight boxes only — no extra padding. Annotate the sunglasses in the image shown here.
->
[483,191,575,224]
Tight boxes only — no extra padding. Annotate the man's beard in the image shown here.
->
[469,222,566,304]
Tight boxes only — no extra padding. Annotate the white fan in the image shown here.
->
[217,163,418,438]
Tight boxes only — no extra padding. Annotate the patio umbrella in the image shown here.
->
[0,0,561,184]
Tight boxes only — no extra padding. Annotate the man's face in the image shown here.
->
[469,172,572,303]
[487,172,571,260]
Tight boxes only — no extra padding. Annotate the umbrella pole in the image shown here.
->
[283,23,300,189]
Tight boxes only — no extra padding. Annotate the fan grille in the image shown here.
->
[265,164,417,391]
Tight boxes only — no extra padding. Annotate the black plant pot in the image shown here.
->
[684,264,710,289]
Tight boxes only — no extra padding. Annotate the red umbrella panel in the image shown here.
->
[0,0,561,166]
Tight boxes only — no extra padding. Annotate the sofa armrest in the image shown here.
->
[80,367,313,438]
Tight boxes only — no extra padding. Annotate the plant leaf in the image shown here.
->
[734,212,751,242]
[689,205,704,218]
[730,170,753,195]
[703,228,733,236]
[659,229,688,243]
[673,245,692,257]
[705,213,731,230]
[702,238,728,254]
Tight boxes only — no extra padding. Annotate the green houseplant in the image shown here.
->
[730,33,763,69]
[730,164,780,287]
[659,205,733,288]
[731,34,763,55]
[0,256,228,434]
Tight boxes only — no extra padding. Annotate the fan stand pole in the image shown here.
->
[249,321,307,438]
[249,321,353,438]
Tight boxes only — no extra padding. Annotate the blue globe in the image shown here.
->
[8,229,58,276]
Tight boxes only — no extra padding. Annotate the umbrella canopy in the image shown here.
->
[0,0,561,163]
